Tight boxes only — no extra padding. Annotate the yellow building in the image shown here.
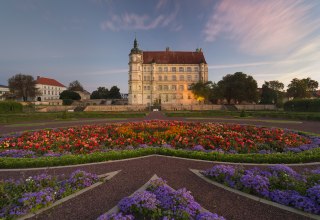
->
[128,38,208,105]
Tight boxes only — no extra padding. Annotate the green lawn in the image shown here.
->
[0,111,146,124]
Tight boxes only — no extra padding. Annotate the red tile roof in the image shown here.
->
[36,77,65,87]
[143,51,207,64]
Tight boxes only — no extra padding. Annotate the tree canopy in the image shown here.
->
[59,90,81,100]
[90,86,121,99]
[287,78,318,99]
[68,80,84,92]
[190,81,216,103]
[260,80,284,105]
[8,74,38,101]
[217,72,258,104]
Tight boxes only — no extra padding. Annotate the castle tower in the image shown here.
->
[128,38,143,104]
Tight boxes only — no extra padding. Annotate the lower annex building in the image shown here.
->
[128,39,208,105]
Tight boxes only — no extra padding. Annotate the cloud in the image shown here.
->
[204,0,320,55]
[100,4,180,31]
[156,0,168,10]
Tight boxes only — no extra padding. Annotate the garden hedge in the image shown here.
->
[284,99,320,112]
[1,147,320,169]
[0,101,23,113]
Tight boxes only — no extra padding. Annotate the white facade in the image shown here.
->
[0,85,9,101]
[35,77,66,101]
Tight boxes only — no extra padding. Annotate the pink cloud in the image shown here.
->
[204,0,320,55]
[101,5,180,31]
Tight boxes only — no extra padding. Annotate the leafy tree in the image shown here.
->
[8,74,38,101]
[260,80,284,105]
[59,90,81,100]
[190,81,213,103]
[90,87,109,99]
[108,86,122,99]
[68,80,84,92]
[287,78,318,99]
[217,72,258,104]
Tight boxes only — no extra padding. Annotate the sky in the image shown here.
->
[1,0,320,93]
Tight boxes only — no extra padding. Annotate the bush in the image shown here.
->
[284,99,320,112]
[59,90,81,100]
[62,99,73,105]
[0,101,23,113]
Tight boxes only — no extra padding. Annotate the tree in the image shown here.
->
[68,80,84,92]
[190,81,213,103]
[8,74,38,101]
[90,87,109,99]
[260,80,284,105]
[287,78,319,99]
[217,72,258,104]
[108,86,122,99]
[59,90,81,100]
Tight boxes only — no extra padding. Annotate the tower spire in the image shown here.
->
[130,36,142,54]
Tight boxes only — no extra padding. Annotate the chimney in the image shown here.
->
[166,47,170,52]
[37,76,40,80]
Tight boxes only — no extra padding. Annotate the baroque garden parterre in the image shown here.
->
[0,118,319,220]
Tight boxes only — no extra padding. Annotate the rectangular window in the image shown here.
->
[147,95,151,99]
[187,67,192,72]
[144,76,147,81]
[158,76,162,81]
[164,75,168,81]
[172,75,176,81]
[158,67,162,72]
[179,75,184,81]
[172,67,176,72]
[159,85,163,90]
[164,67,168,72]
[194,75,199,81]
[187,75,192,81]
[188,84,192,90]
[179,85,184,91]
[179,67,184,72]
[171,85,177,91]
[194,67,199,72]
[147,86,150,90]
[164,85,168,91]
[144,86,147,90]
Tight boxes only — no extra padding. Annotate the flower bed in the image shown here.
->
[0,121,318,157]
[0,170,100,219]
[97,178,225,220]
[203,165,320,215]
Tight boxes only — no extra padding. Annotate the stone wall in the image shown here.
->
[84,105,147,112]
[235,105,276,110]
[36,106,76,112]
[161,104,224,111]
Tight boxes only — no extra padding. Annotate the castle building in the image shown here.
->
[128,38,208,105]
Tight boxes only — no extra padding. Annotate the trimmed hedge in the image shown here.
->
[1,147,320,169]
[0,101,23,113]
[284,99,320,112]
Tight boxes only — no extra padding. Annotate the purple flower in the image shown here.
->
[193,145,205,151]
[290,194,319,214]
[240,173,270,197]
[196,212,226,220]
[97,212,134,220]
[269,190,300,206]
[307,184,320,204]
[204,165,236,179]
[118,191,159,213]
[0,149,36,158]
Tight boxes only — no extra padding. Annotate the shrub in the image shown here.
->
[62,99,73,105]
[284,99,320,112]
[0,101,23,113]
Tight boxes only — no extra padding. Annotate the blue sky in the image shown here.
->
[1,0,320,93]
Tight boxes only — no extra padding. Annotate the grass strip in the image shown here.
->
[1,147,320,169]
